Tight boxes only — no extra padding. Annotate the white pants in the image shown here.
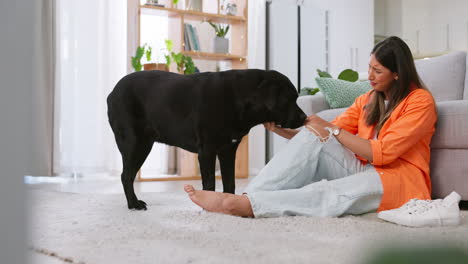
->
[244,128,383,218]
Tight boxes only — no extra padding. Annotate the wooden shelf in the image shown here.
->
[182,50,246,61]
[140,4,246,24]
[135,0,249,181]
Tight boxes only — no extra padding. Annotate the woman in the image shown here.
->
[184,36,437,218]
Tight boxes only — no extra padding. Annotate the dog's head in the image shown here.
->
[246,70,307,129]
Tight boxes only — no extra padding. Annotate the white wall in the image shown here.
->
[374,0,386,36]
[377,0,468,57]
[301,1,328,89]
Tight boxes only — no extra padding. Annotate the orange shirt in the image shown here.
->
[331,87,437,211]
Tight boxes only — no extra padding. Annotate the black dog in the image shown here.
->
[107,69,307,210]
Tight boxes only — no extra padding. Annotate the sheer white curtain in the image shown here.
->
[54,0,127,176]
[55,0,173,177]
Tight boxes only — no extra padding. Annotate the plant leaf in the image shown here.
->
[165,39,173,52]
[145,46,152,62]
[317,69,332,78]
[165,55,171,67]
[299,87,320,96]
[337,69,359,82]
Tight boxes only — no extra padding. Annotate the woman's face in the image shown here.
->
[368,54,398,98]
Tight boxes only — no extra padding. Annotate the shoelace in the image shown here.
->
[403,199,443,215]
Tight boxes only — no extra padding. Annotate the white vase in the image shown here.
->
[214,37,229,53]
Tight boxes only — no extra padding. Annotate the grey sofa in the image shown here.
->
[297,51,468,200]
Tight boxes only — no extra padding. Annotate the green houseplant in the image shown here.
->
[299,68,359,96]
[207,21,230,53]
[208,21,230,38]
[131,44,168,72]
[164,39,196,75]
[131,44,147,72]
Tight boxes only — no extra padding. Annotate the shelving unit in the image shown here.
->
[140,4,246,23]
[135,0,249,181]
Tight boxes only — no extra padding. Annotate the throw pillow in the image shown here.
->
[315,77,371,109]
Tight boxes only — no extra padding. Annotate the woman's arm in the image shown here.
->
[264,122,299,140]
[333,127,373,162]
[305,115,373,162]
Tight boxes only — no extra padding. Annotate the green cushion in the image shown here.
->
[315,77,371,109]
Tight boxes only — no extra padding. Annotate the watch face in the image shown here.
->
[333,128,340,135]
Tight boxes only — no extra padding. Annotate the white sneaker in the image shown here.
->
[377,191,462,227]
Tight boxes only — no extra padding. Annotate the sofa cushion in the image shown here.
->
[415,51,466,102]
[315,78,371,109]
[430,100,468,149]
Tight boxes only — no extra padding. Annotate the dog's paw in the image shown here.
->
[128,200,147,211]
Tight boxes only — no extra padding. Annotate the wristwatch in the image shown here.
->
[331,127,341,136]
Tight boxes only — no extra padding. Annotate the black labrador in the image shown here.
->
[107,69,307,210]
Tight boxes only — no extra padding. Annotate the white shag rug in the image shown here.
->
[29,190,468,264]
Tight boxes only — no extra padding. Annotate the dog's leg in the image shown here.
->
[198,150,217,191]
[218,142,240,194]
[119,137,153,210]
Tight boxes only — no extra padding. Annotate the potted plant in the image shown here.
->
[299,69,359,96]
[185,0,202,11]
[131,44,168,72]
[143,46,157,71]
[164,39,197,75]
[207,21,230,54]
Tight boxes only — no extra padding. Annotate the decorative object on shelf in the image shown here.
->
[143,63,168,71]
[184,23,200,51]
[172,0,189,10]
[208,21,230,54]
[164,39,196,75]
[145,0,164,7]
[132,44,168,72]
[186,0,202,12]
[225,3,237,16]
[299,69,359,96]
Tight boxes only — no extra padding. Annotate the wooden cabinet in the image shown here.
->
[134,0,249,181]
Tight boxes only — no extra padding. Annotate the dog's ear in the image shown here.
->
[256,79,279,111]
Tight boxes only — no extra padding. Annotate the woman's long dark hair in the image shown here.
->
[365,36,427,135]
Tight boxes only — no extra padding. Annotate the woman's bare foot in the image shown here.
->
[184,184,224,212]
[183,184,254,217]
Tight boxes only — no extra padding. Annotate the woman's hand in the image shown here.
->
[263,122,300,140]
[305,115,374,161]
[304,115,335,140]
